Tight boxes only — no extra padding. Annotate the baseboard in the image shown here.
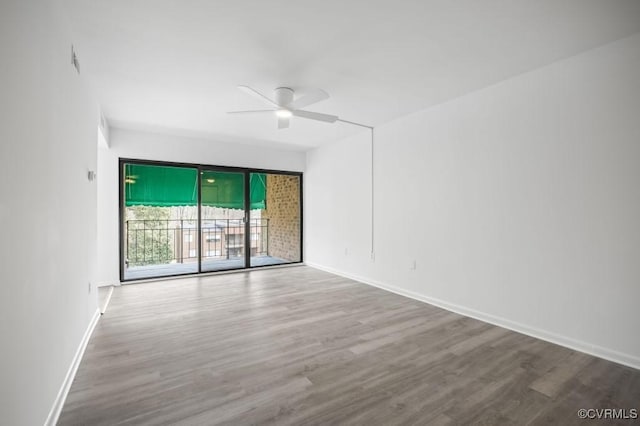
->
[96,280,120,287]
[101,286,115,314]
[305,262,640,371]
[45,308,101,426]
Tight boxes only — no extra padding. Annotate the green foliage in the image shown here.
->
[125,206,174,267]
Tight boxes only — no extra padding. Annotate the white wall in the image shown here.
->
[0,1,99,424]
[306,33,640,369]
[96,128,306,285]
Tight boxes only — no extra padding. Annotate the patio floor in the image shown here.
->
[123,255,290,280]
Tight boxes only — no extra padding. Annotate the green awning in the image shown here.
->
[201,170,266,209]
[125,164,198,207]
[249,172,266,210]
[125,164,266,209]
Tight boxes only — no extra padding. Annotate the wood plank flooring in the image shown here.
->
[59,266,640,425]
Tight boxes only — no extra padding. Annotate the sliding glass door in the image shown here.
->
[120,160,302,281]
[122,163,199,280]
[200,169,246,272]
[250,173,301,267]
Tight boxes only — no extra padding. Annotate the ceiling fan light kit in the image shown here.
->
[275,109,292,118]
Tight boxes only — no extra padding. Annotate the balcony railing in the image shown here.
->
[125,218,269,267]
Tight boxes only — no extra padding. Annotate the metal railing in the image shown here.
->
[125,218,269,268]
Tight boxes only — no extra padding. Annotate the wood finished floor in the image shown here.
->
[59,266,640,425]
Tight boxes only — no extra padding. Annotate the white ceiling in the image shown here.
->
[61,0,640,150]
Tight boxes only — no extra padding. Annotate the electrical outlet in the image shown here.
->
[410,260,416,270]
[370,251,375,261]
[344,247,349,256]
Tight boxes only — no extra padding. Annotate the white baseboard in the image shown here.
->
[96,281,119,287]
[101,286,115,314]
[45,308,101,426]
[305,262,640,371]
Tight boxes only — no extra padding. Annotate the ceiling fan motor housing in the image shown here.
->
[275,87,294,107]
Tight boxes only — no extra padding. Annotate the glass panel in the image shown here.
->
[123,163,199,280]
[250,173,301,267]
[200,170,246,272]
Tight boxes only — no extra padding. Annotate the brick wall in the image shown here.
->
[262,174,300,261]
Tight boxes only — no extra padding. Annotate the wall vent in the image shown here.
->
[71,45,80,74]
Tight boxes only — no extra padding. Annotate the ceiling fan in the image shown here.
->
[228,85,339,129]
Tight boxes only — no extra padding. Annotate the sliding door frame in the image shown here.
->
[118,158,303,282]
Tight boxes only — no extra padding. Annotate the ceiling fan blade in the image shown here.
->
[292,109,339,123]
[278,116,290,129]
[237,85,278,108]
[287,89,329,110]
[227,109,275,114]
